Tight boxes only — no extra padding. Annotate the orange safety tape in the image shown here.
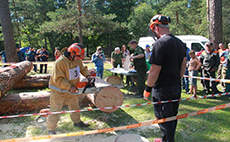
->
[1,103,230,142]
[183,75,230,84]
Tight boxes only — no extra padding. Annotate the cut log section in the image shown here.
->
[13,74,50,89]
[105,76,123,85]
[79,77,123,112]
[86,86,123,113]
[0,91,50,115]
[0,61,33,98]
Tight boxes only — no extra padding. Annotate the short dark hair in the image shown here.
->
[189,50,195,55]
[129,40,138,45]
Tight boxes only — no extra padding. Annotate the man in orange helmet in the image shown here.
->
[144,15,187,142]
[47,43,91,135]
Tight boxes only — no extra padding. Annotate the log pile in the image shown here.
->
[0,62,123,114]
[0,61,33,98]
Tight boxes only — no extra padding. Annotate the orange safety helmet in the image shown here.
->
[80,48,85,59]
[68,43,85,59]
[149,15,171,32]
[68,43,82,57]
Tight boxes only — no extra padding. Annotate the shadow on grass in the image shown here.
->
[82,108,139,128]
[176,109,230,142]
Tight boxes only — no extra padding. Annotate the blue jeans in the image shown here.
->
[96,67,104,79]
[182,69,189,92]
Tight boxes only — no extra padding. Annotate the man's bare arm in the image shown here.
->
[180,57,187,77]
[146,64,162,87]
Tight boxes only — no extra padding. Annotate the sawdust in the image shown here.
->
[0,118,160,142]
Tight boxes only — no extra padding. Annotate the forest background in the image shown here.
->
[0,0,229,59]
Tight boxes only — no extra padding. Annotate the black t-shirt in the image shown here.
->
[149,34,186,88]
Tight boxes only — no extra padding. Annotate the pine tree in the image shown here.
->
[0,0,17,62]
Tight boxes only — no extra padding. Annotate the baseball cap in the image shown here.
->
[115,47,120,51]
[97,46,102,50]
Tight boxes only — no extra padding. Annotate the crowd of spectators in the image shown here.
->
[183,42,230,96]
[0,47,49,73]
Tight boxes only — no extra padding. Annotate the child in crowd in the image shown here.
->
[188,50,202,97]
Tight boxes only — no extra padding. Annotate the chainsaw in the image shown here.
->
[76,77,96,93]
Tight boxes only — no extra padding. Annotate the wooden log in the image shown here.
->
[0,61,33,98]
[79,77,123,112]
[0,91,50,115]
[13,74,50,89]
[85,86,123,113]
[105,75,123,85]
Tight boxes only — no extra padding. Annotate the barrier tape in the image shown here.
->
[1,102,230,142]
[0,92,229,119]
[183,75,230,83]
[0,61,54,65]
[0,61,110,66]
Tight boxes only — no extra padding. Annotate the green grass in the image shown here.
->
[0,62,230,141]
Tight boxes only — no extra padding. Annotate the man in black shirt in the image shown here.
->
[144,15,187,142]
[129,40,147,97]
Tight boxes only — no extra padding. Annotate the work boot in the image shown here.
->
[74,121,89,128]
[48,130,56,135]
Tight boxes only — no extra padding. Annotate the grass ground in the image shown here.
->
[0,62,230,141]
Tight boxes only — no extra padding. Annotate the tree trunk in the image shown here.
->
[0,61,33,98]
[208,0,222,49]
[77,0,83,44]
[0,0,18,62]
[0,91,50,115]
[13,74,50,90]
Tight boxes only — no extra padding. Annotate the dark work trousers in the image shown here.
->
[200,69,205,89]
[202,69,218,92]
[29,60,37,72]
[40,63,47,73]
[136,69,146,96]
[33,64,37,72]
[152,86,181,142]
[126,76,134,86]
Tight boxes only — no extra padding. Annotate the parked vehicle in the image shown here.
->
[138,36,155,50]
[138,35,210,56]
[176,35,209,53]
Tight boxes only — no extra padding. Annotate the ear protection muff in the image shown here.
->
[64,50,71,58]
